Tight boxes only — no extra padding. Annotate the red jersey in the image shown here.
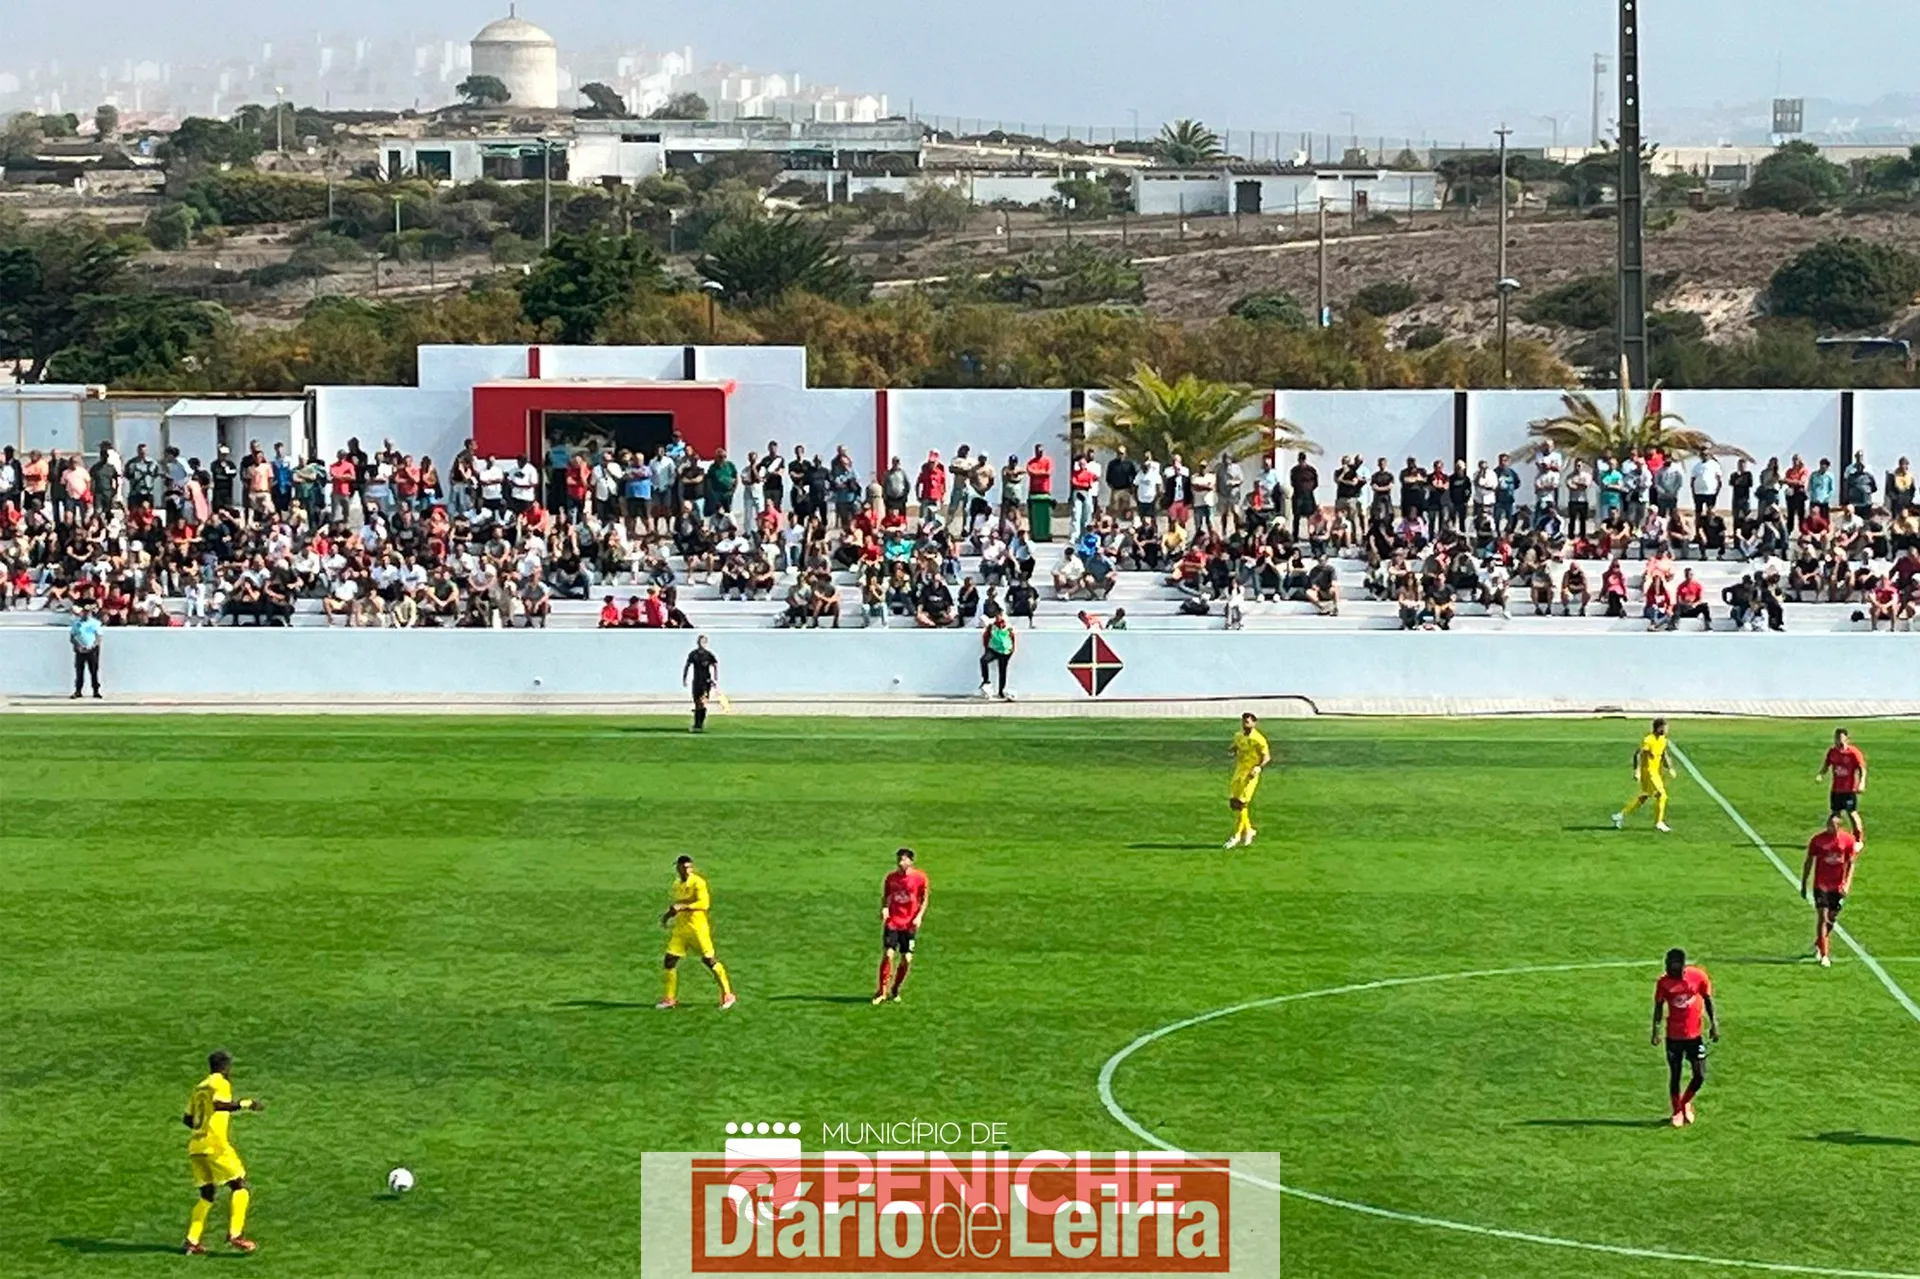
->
[1655,967,1712,1040]
[1825,744,1866,794]
[882,868,929,930]
[1808,830,1860,893]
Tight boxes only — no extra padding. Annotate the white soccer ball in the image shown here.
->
[387,1167,415,1194]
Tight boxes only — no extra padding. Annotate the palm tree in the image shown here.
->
[1527,358,1749,462]
[1090,365,1315,466]
[1154,119,1224,167]
[697,215,866,308]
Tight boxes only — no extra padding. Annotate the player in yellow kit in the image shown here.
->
[181,1050,265,1255]
[1614,717,1676,833]
[659,855,737,1010]
[1224,712,1272,848]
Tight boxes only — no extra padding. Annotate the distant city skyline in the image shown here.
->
[7,0,1920,145]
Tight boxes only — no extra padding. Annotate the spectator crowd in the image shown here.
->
[0,429,1912,634]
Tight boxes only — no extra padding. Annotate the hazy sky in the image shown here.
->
[16,0,1920,140]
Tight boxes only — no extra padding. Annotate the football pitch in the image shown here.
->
[6,713,1920,1279]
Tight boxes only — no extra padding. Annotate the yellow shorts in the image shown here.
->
[1230,769,1261,805]
[190,1149,246,1187]
[1637,771,1666,797]
[666,917,715,959]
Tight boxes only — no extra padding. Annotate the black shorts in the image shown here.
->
[1665,1037,1706,1071]
[1813,888,1847,914]
[1830,791,1859,814]
[882,927,918,955]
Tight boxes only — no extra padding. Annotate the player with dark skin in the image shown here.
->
[1651,948,1719,1126]
[181,1050,265,1255]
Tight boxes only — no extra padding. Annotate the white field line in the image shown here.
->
[1097,960,1920,1279]
[1671,744,1920,1026]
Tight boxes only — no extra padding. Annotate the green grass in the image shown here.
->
[4,714,1919,1278]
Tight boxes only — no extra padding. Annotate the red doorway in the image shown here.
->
[470,380,730,461]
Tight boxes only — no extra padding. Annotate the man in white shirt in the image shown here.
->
[479,460,506,512]
[1689,454,1723,523]
[1134,457,1163,529]
[510,457,540,513]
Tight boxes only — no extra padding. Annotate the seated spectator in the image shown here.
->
[782,578,813,628]
[1788,546,1823,601]
[915,576,955,628]
[809,571,842,629]
[1560,560,1591,616]
[1305,556,1340,616]
[323,575,357,626]
[1008,577,1038,626]
[518,570,552,629]
[619,595,646,628]
[718,553,752,601]
[860,570,887,628]
[661,585,692,629]
[956,577,980,623]
[598,594,621,628]
[1601,559,1629,617]
[1642,576,1673,631]
[1867,577,1908,631]
[1052,549,1090,599]
[1108,606,1129,629]
[1671,568,1712,631]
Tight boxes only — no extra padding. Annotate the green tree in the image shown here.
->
[45,294,229,385]
[519,230,667,343]
[1091,364,1314,464]
[1769,237,1920,331]
[0,214,139,379]
[163,117,262,168]
[456,75,512,107]
[94,104,119,140]
[1,112,43,162]
[650,92,711,121]
[577,82,630,119]
[1228,290,1310,328]
[1528,363,1749,461]
[1742,141,1850,212]
[1051,176,1111,220]
[1521,274,1617,330]
[145,203,199,250]
[1153,119,1223,166]
[697,214,866,307]
[1350,280,1418,317]
[39,113,78,138]
[903,180,972,235]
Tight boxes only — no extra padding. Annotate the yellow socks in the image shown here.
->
[229,1188,250,1239]
[187,1198,211,1245]
[1655,794,1668,824]
[712,962,733,997]
[663,968,680,1002]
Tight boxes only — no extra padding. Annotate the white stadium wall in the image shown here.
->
[1851,391,1920,469]
[539,345,686,381]
[3,628,1917,707]
[889,390,1073,476]
[417,346,533,390]
[314,386,471,469]
[1278,390,1454,470]
[1660,390,1842,475]
[736,385,878,480]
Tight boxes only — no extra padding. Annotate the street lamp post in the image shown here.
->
[1316,198,1329,327]
[1494,124,1517,384]
[539,137,554,248]
[702,280,724,341]
[273,86,285,154]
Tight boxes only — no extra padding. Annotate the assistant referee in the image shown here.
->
[683,634,719,732]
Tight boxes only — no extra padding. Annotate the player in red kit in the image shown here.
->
[1816,727,1867,840]
[873,848,929,1005]
[1799,812,1862,968]
[1651,948,1717,1127]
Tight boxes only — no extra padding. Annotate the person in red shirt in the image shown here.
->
[873,848,930,1005]
[1817,726,1867,840]
[1800,812,1862,968]
[1651,948,1718,1126]
[1671,568,1711,631]
[598,595,621,629]
[619,596,645,627]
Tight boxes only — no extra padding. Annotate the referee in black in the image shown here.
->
[682,634,719,732]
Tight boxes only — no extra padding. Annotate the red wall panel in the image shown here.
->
[471,382,729,460]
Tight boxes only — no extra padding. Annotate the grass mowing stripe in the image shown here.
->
[1672,743,1920,1026]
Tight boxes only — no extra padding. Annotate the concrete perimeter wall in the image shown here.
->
[5,630,1915,707]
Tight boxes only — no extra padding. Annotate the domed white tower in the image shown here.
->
[470,8,558,110]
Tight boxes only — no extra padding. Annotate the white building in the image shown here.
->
[1132,167,1440,218]
[470,10,558,110]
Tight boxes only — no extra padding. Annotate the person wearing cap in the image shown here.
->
[69,603,103,700]
[212,446,239,514]
[915,450,947,525]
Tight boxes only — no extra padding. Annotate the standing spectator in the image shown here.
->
[882,456,910,518]
[1689,453,1723,523]
[211,446,239,513]
[1287,452,1319,538]
[126,444,161,511]
[1106,446,1138,523]
[69,603,103,700]
[1215,452,1245,535]
[1784,454,1810,526]
[1335,456,1366,529]
[450,439,479,516]
[270,443,295,516]
[1069,453,1097,539]
[1133,454,1162,528]
[704,448,738,519]
[1652,455,1684,521]
[1887,457,1915,518]
[979,614,1016,699]
[1025,445,1054,541]
[1000,454,1027,524]
[1728,458,1753,524]
[915,450,947,524]
[1843,451,1877,518]
[1808,458,1837,518]
[0,446,18,510]
[966,451,997,533]
[946,446,974,530]
[1565,458,1594,538]
[509,455,540,515]
[1493,453,1521,531]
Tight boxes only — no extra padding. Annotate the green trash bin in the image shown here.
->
[1028,495,1054,541]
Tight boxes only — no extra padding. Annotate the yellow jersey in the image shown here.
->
[1638,733,1669,775]
[671,871,712,920]
[1232,729,1270,775]
[187,1073,234,1155]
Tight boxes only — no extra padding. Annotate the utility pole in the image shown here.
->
[1591,54,1608,147]
[540,137,554,248]
[274,86,285,153]
[1316,198,1329,327]
[1495,125,1514,384]
[1617,1,1648,385]
[1540,115,1561,152]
